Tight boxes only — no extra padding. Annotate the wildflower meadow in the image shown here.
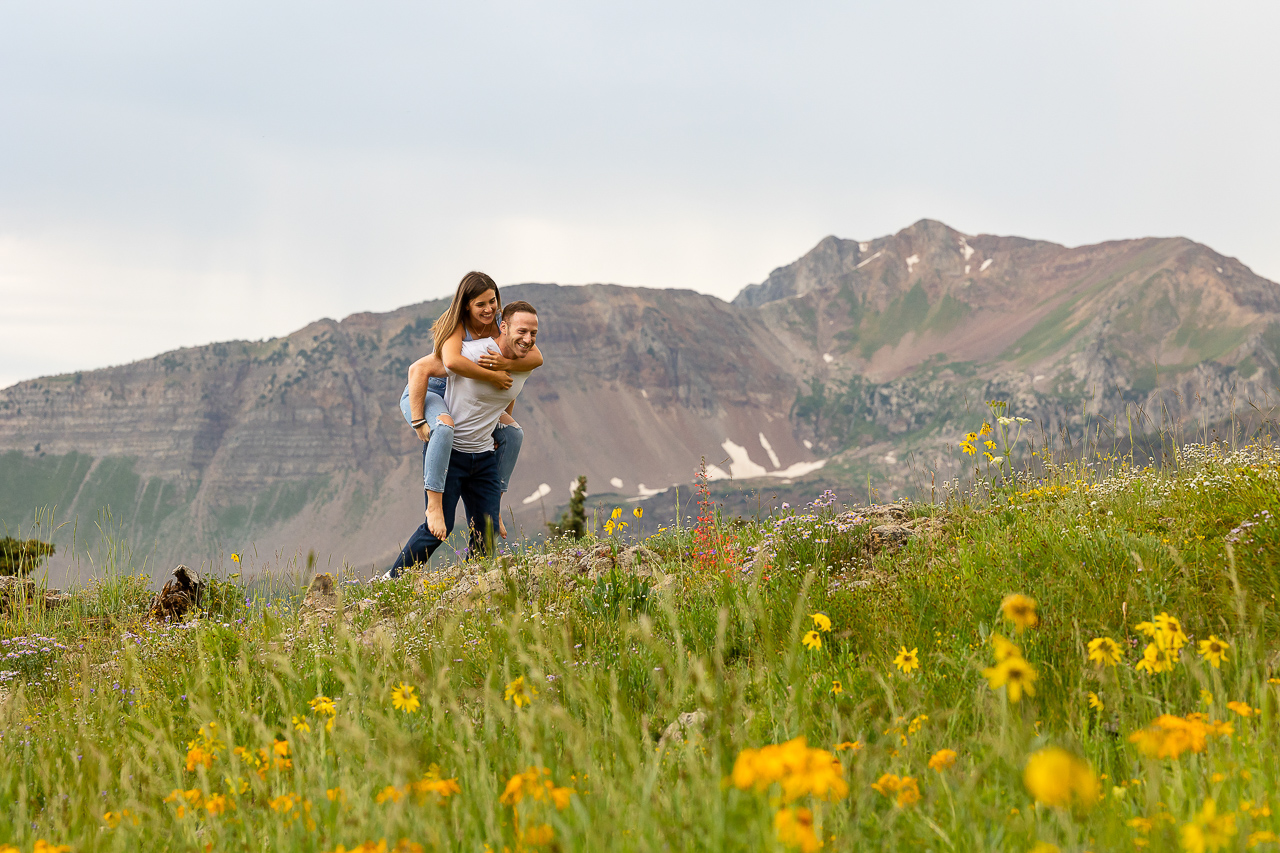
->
[2,430,1280,851]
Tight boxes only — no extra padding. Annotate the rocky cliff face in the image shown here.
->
[0,284,815,579]
[4,220,1278,580]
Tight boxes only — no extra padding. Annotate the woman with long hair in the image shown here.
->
[399,271,543,541]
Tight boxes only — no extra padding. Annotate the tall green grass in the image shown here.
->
[0,438,1278,851]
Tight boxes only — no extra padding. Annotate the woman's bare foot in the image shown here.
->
[426,491,447,539]
[498,516,508,539]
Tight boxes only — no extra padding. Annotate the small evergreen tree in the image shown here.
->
[548,476,588,539]
[0,537,55,576]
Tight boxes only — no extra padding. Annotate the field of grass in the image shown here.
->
[2,437,1280,852]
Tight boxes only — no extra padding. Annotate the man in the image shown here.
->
[387,300,539,576]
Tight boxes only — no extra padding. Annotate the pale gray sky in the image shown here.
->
[3,1,1278,388]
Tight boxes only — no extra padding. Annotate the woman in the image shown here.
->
[399,271,543,541]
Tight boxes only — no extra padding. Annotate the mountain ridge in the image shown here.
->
[4,219,1278,580]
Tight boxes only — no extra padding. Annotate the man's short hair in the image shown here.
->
[501,300,538,323]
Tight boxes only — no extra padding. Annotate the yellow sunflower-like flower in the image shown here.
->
[893,646,920,674]
[802,631,822,651]
[928,749,958,772]
[292,715,311,733]
[829,679,843,696]
[1000,593,1038,632]
[504,675,538,708]
[1180,799,1236,853]
[1198,635,1229,668]
[983,655,1038,702]
[1227,701,1255,718]
[1087,692,1104,711]
[1087,636,1122,666]
[810,613,832,632]
[1023,747,1100,810]
[391,682,421,714]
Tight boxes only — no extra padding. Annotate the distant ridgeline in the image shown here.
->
[2,220,1279,572]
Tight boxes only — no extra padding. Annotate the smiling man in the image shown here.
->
[388,301,540,575]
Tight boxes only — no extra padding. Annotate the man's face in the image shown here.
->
[500,311,538,358]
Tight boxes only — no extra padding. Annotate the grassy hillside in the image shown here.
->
[1,437,1279,851]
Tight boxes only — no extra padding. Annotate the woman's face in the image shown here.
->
[467,289,499,328]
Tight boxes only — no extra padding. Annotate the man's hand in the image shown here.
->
[477,351,513,371]
[488,370,513,391]
[414,423,431,442]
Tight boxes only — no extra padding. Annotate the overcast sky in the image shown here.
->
[3,1,1278,388]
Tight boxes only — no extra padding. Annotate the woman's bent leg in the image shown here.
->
[423,391,454,539]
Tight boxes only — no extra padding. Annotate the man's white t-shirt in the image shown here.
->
[444,337,530,453]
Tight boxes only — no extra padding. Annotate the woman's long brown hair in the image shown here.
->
[430,271,501,358]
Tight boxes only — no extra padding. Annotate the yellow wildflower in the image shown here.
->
[327,787,347,803]
[1199,635,1229,668]
[1000,594,1038,632]
[1248,831,1279,847]
[1087,636,1122,666]
[391,682,421,713]
[928,748,958,772]
[1029,843,1060,853]
[1201,689,1214,706]
[412,765,462,802]
[834,741,862,752]
[520,824,555,846]
[231,553,240,564]
[870,773,920,807]
[1087,692,1104,711]
[310,695,337,717]
[774,806,822,852]
[810,613,831,632]
[1180,799,1236,853]
[32,844,72,853]
[893,646,919,673]
[633,507,643,519]
[802,631,822,651]
[293,714,311,733]
[1227,701,1255,718]
[376,785,407,804]
[829,679,843,695]
[1023,747,1100,810]
[731,738,848,802]
[204,793,233,816]
[983,654,1038,702]
[991,633,1021,662]
[504,675,538,708]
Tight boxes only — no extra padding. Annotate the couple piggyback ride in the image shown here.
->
[385,271,542,577]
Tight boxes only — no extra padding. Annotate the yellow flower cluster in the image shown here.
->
[1180,799,1236,853]
[499,767,573,849]
[1023,747,1099,810]
[102,808,139,829]
[268,792,315,830]
[1128,713,1233,759]
[731,737,849,802]
[375,765,462,805]
[982,633,1038,702]
[323,840,424,853]
[893,646,920,674]
[870,774,921,807]
[0,842,72,853]
[604,506,630,535]
[309,694,338,732]
[185,721,225,772]
[499,766,574,810]
[927,749,957,772]
[1134,612,1188,674]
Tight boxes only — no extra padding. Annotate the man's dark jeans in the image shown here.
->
[390,448,501,577]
